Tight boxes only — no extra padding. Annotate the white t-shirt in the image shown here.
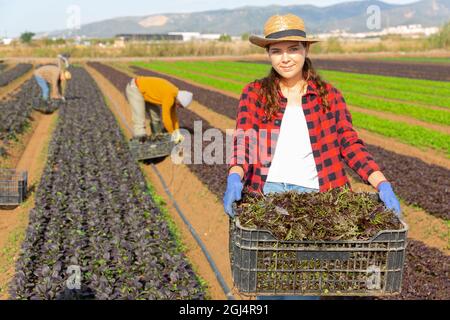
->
[266,104,320,189]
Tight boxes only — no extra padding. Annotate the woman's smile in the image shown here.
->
[280,65,295,72]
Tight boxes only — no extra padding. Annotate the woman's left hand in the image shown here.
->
[377,181,402,217]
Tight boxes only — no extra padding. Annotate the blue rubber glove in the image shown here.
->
[378,181,402,217]
[223,173,243,218]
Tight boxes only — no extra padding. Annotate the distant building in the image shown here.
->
[381,24,439,37]
[1,38,13,45]
[168,32,201,41]
[114,32,229,42]
[199,34,222,41]
[317,24,440,39]
[168,32,222,41]
[115,34,183,42]
[114,38,126,48]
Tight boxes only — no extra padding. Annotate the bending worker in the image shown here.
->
[34,54,71,101]
[126,76,193,144]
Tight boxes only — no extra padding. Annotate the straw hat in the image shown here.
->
[249,14,320,48]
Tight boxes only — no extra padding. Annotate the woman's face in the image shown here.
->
[268,41,309,80]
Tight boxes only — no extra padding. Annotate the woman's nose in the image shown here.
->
[281,52,290,62]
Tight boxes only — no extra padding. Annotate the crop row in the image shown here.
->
[0,79,41,157]
[373,57,450,64]
[319,72,450,108]
[10,67,205,300]
[88,62,450,300]
[311,58,450,82]
[350,111,449,154]
[0,63,33,87]
[135,60,450,97]
[244,58,450,82]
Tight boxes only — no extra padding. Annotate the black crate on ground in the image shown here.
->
[229,213,408,297]
[129,134,175,161]
[32,102,59,114]
[0,169,27,206]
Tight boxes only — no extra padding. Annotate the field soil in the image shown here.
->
[0,113,58,299]
[86,64,234,300]
[87,61,450,299]
[0,112,44,169]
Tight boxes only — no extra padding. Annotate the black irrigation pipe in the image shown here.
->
[150,164,234,300]
[95,68,235,300]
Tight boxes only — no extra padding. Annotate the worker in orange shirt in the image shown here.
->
[125,76,193,144]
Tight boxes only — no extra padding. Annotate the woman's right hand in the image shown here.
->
[223,173,243,217]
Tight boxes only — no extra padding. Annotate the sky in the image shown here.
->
[0,0,420,38]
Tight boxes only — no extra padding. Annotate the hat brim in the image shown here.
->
[249,35,321,48]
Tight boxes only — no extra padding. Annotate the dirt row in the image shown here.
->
[244,58,450,82]
[89,62,449,300]
[129,65,450,220]
[0,112,58,299]
[85,63,232,300]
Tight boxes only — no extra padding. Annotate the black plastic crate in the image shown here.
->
[0,169,28,206]
[33,101,60,114]
[229,213,408,297]
[129,134,175,161]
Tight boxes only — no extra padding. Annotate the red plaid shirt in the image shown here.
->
[229,79,381,193]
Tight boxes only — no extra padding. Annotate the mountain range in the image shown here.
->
[43,0,450,38]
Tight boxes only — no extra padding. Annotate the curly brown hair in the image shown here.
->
[259,54,331,120]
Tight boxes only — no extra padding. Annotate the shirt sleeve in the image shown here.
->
[161,97,176,133]
[50,72,61,99]
[332,87,381,183]
[229,83,257,177]
[170,104,180,131]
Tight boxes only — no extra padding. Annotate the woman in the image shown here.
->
[223,13,401,301]
[224,14,401,220]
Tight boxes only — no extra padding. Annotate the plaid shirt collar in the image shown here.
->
[274,78,319,101]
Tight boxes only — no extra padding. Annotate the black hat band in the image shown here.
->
[266,29,307,39]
